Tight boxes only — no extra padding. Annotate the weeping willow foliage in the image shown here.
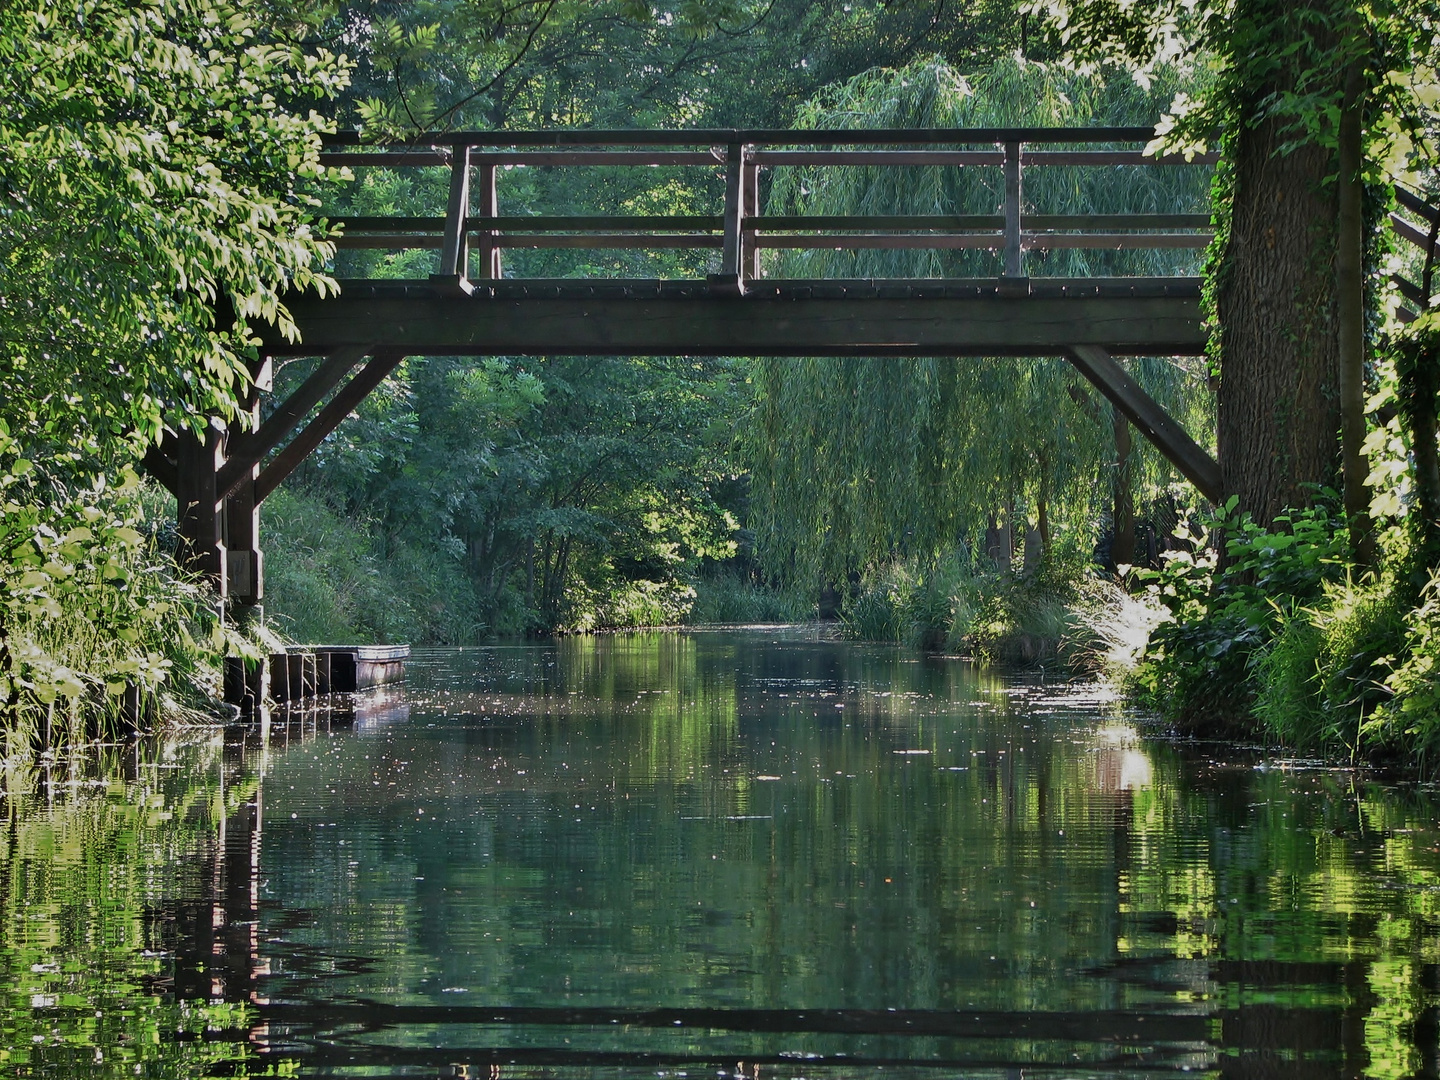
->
[748,57,1216,586]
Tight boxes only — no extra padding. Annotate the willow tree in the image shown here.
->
[1032,0,1440,541]
[747,57,1214,587]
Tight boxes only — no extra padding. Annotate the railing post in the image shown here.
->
[709,142,746,296]
[742,151,760,281]
[999,139,1029,297]
[431,145,473,296]
[476,161,501,281]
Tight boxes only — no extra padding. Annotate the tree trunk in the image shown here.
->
[1112,411,1136,569]
[1337,59,1373,566]
[1216,4,1342,525]
[1036,452,1051,553]
[1400,333,1440,567]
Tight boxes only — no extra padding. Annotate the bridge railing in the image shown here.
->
[319,128,1218,294]
[1392,187,1440,319]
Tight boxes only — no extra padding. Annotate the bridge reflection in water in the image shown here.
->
[56,636,1426,1079]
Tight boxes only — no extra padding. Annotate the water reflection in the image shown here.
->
[1,629,1438,1078]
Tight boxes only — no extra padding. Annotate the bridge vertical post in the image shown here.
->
[741,150,760,281]
[176,417,227,602]
[476,161,501,280]
[224,359,267,614]
[1000,140,1028,297]
[709,142,746,296]
[431,145,473,295]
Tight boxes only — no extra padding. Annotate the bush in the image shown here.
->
[1129,498,1349,732]
[840,548,1100,664]
[1367,570,1440,766]
[564,578,697,631]
[262,488,486,645]
[1,435,229,755]
[686,569,813,624]
[842,556,973,650]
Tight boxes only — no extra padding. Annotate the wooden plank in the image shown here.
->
[1023,233,1211,249]
[333,216,446,231]
[176,421,226,592]
[1391,213,1435,252]
[332,212,1204,234]
[756,233,1001,249]
[470,151,722,166]
[751,150,1004,166]
[476,163,501,279]
[335,236,444,249]
[255,350,408,503]
[435,147,471,278]
[471,215,723,232]
[496,234,723,249]
[1395,186,1440,224]
[218,345,372,498]
[1025,214,1210,229]
[326,126,1165,148]
[320,151,450,167]
[1002,141,1023,281]
[142,445,177,495]
[751,214,1002,230]
[1392,274,1429,307]
[1068,344,1221,502]
[271,293,1206,358]
[317,146,1218,168]
[742,161,760,279]
[1024,151,1220,165]
[710,142,746,295]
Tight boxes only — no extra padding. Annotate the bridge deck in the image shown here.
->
[276,276,1204,358]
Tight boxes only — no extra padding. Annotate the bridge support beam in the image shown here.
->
[176,418,228,602]
[1067,344,1223,503]
[150,348,409,629]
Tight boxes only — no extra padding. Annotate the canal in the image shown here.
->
[2,628,1438,1077]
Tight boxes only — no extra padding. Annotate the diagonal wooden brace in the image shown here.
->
[255,349,408,503]
[217,345,372,500]
[1068,344,1223,503]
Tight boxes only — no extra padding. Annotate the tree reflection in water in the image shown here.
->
[1,631,1437,1078]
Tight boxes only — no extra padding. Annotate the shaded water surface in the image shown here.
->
[3,629,1439,1077]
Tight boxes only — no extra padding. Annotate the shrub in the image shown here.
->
[1,431,229,756]
[1130,498,1348,732]
[686,569,814,625]
[262,487,486,645]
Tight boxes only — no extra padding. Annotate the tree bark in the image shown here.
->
[1112,411,1136,569]
[1337,59,1373,566]
[1216,4,1343,525]
[1400,333,1440,566]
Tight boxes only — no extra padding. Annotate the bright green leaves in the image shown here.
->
[0,425,226,751]
[1031,1,1440,187]
[0,0,350,459]
[0,0,349,750]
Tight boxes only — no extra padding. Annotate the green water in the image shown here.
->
[3,629,1439,1077]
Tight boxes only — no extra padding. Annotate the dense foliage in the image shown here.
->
[7,0,1440,774]
[0,0,345,747]
[747,57,1212,593]
[271,352,743,637]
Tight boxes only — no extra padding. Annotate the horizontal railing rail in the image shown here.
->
[317,129,1222,294]
[1391,186,1440,319]
[322,126,1181,146]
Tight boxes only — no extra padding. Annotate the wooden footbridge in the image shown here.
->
[141,126,1440,612]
